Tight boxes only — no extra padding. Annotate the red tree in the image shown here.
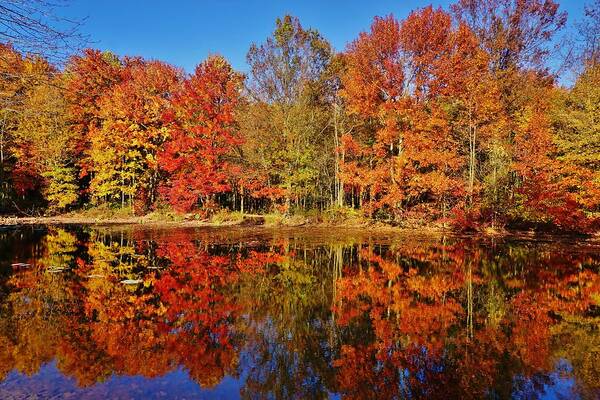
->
[158,56,243,213]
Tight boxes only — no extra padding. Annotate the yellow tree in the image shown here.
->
[0,44,25,207]
[13,58,78,212]
[551,63,600,216]
[90,59,181,212]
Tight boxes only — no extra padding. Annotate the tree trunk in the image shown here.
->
[240,186,245,215]
[468,113,477,204]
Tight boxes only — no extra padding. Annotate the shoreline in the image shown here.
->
[0,215,412,230]
[0,215,240,228]
[0,215,597,241]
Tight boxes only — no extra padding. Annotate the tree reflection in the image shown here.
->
[0,228,598,398]
[333,239,600,399]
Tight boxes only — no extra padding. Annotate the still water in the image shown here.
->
[0,226,598,399]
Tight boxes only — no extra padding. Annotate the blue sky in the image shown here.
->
[64,0,588,73]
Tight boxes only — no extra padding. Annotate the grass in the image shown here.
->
[43,204,370,228]
[210,210,245,224]
[143,206,184,222]
[321,206,365,225]
[64,204,136,220]
[260,207,368,227]
[263,213,285,226]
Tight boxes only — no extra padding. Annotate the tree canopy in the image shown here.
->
[0,1,598,233]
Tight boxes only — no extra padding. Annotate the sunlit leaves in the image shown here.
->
[158,56,242,213]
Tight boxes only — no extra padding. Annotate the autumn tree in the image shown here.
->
[89,59,181,212]
[0,44,25,209]
[0,0,85,212]
[0,1,596,234]
[553,64,600,175]
[13,60,78,212]
[158,55,243,213]
[550,63,600,220]
[341,9,493,222]
[63,49,123,199]
[0,45,80,212]
[399,7,497,220]
[451,0,567,72]
[447,0,592,229]
[244,15,334,212]
[340,15,406,217]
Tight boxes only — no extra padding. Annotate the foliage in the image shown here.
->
[243,15,335,212]
[0,2,597,233]
[158,55,242,213]
[90,59,181,212]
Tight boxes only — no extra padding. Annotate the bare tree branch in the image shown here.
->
[0,0,87,64]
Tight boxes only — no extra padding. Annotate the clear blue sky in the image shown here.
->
[64,0,588,73]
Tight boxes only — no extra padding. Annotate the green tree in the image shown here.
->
[244,15,334,212]
[553,64,600,174]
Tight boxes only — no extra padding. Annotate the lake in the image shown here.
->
[0,226,598,399]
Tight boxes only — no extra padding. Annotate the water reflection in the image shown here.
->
[0,227,598,399]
